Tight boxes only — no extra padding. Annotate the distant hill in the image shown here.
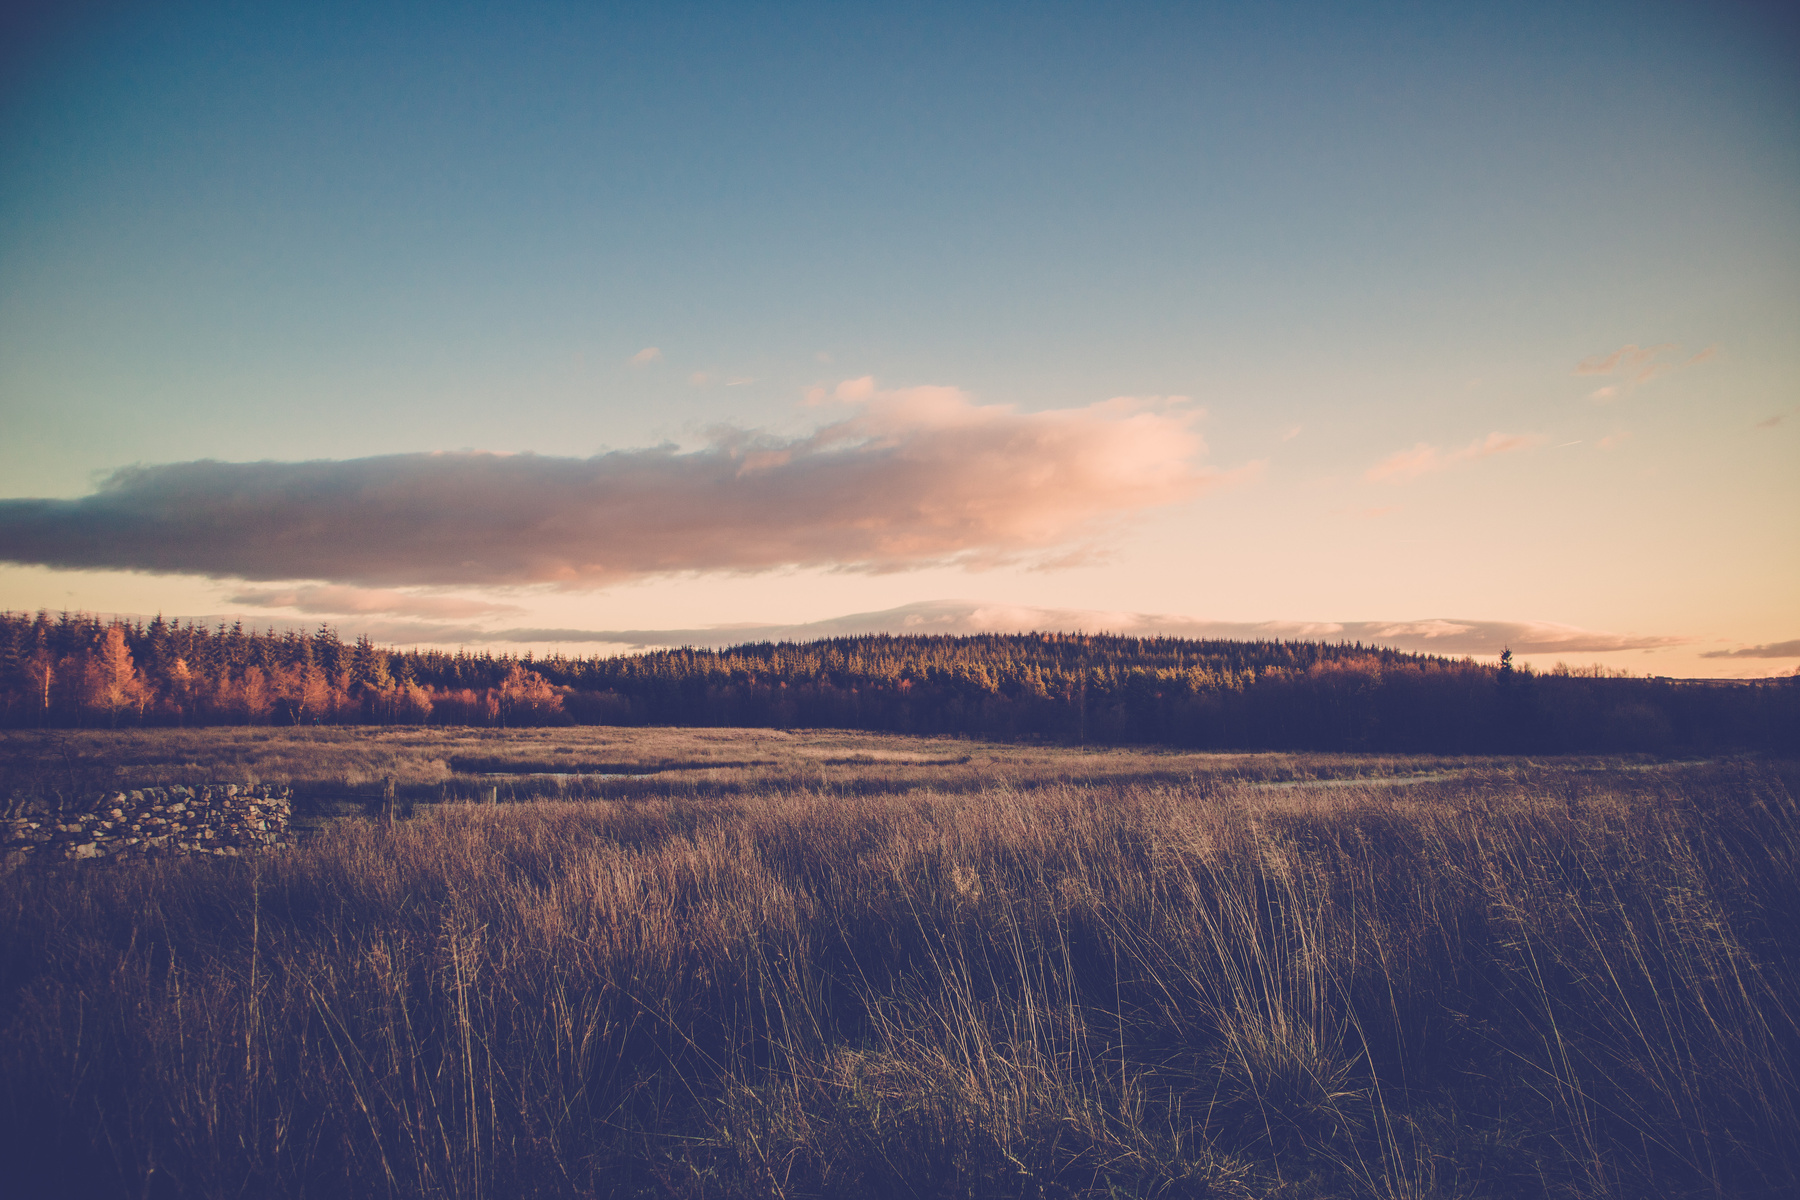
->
[530,632,1796,754]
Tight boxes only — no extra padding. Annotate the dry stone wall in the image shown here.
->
[3,785,293,868]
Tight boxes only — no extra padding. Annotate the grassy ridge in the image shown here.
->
[3,755,1797,1197]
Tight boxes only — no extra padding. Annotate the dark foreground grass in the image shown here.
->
[2,759,1797,1198]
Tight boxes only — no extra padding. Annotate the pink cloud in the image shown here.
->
[101,602,1697,658]
[1629,362,1678,387]
[628,346,662,365]
[1577,342,1716,400]
[1365,431,1544,483]
[833,375,876,401]
[1575,343,1672,375]
[802,376,879,405]
[1455,431,1542,461]
[228,585,524,619]
[0,384,1221,588]
[1365,443,1441,482]
[503,600,1692,656]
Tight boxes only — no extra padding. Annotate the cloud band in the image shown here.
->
[205,600,1682,656]
[1700,640,1800,660]
[0,387,1212,588]
[553,601,1687,656]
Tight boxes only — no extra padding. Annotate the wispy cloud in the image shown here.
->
[1365,431,1544,483]
[1576,342,1716,400]
[1575,343,1672,376]
[1755,411,1787,430]
[629,346,662,365]
[0,383,1224,588]
[227,585,524,620]
[1700,639,1800,659]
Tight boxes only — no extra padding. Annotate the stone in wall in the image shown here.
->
[2,784,293,869]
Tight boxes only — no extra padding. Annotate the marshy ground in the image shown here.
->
[2,729,1795,1197]
[0,724,1680,808]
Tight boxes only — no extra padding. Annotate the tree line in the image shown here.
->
[0,612,562,730]
[2,611,1794,753]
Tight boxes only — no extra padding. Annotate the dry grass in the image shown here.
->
[1,748,1796,1198]
[1,725,1658,808]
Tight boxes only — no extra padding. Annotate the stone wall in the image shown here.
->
[2,784,293,868]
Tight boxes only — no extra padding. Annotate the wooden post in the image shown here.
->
[382,776,396,825]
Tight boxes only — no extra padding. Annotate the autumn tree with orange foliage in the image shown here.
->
[81,625,150,724]
[495,663,565,726]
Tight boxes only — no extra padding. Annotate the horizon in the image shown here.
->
[3,3,1795,680]
[5,600,1787,682]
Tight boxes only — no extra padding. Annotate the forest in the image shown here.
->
[2,610,1794,754]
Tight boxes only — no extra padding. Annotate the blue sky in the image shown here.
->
[2,2,1796,673]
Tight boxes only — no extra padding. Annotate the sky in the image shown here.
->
[1,1,1796,676]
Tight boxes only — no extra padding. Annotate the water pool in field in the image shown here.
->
[477,770,658,780]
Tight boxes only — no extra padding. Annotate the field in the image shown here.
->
[2,729,1797,1198]
[0,725,1664,809]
